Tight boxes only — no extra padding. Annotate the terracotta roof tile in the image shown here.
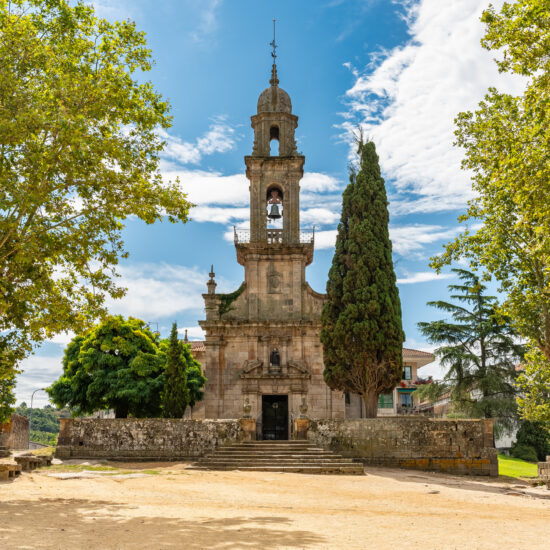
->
[402,347,434,357]
[190,341,205,352]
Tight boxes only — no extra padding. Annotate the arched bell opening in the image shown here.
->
[269,125,280,156]
[266,185,283,228]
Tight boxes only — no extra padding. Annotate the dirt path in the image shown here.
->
[1,463,549,549]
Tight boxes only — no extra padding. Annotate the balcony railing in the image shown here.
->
[233,227,314,245]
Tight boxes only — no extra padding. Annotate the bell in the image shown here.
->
[268,204,281,219]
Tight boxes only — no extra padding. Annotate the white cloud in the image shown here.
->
[191,206,249,224]
[397,271,454,284]
[15,355,63,407]
[190,0,223,44]
[344,0,526,213]
[47,332,75,346]
[314,224,460,254]
[389,224,460,255]
[105,263,209,320]
[178,326,206,341]
[159,116,237,166]
[90,1,137,20]
[166,169,249,206]
[301,173,341,193]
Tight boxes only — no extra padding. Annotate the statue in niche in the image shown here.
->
[267,261,282,294]
[270,348,281,372]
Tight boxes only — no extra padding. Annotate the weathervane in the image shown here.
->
[269,18,279,86]
[270,18,277,63]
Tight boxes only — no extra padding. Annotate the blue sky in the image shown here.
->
[19,0,525,407]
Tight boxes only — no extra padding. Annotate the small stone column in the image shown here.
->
[239,399,256,441]
[293,398,310,440]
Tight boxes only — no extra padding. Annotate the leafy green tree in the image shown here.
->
[511,420,550,461]
[321,140,404,417]
[417,269,524,435]
[48,316,165,418]
[161,323,190,418]
[431,0,550,421]
[0,0,191,411]
[517,345,550,424]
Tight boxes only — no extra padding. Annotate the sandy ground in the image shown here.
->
[1,462,549,550]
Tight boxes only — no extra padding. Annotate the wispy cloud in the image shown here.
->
[190,0,223,44]
[342,0,525,214]
[314,223,460,255]
[160,116,237,166]
[396,271,454,284]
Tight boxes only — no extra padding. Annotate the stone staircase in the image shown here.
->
[193,440,364,475]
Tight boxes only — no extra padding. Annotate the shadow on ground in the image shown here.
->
[0,498,326,549]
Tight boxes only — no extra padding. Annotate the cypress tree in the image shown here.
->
[321,140,404,417]
[162,322,190,418]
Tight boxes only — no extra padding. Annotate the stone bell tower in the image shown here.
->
[247,61,303,245]
[198,36,345,435]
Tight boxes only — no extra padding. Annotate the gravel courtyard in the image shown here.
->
[1,463,549,549]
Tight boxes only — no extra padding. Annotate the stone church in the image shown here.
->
[191,56,433,438]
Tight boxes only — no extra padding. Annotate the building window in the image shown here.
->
[403,365,412,380]
[378,393,393,409]
[400,393,413,408]
[345,393,351,405]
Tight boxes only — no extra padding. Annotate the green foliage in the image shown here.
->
[0,1,191,389]
[30,431,58,446]
[510,444,539,463]
[512,420,550,461]
[47,316,165,418]
[498,453,538,478]
[218,283,246,316]
[431,0,550,423]
[185,361,207,410]
[517,345,550,423]
[161,323,190,418]
[418,269,524,435]
[321,140,404,417]
[481,0,550,85]
[15,403,70,445]
[0,361,16,423]
[431,0,550,368]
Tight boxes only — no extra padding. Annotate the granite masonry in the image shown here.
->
[0,414,29,450]
[56,418,246,460]
[307,418,498,476]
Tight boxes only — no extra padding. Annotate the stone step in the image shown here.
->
[192,464,364,474]
[220,446,324,452]
[194,440,363,475]
[198,460,359,467]
[206,453,341,459]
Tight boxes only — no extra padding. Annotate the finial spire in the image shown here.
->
[269,18,279,87]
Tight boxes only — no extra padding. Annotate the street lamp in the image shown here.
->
[28,388,46,449]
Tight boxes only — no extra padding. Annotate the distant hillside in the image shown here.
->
[16,403,72,446]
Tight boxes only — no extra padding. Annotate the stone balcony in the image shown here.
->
[233,228,315,265]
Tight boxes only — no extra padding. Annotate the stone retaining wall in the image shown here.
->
[56,418,244,460]
[0,414,29,450]
[308,417,498,476]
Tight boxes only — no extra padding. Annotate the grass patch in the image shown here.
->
[498,454,538,479]
[30,446,56,456]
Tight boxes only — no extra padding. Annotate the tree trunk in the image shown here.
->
[363,390,379,418]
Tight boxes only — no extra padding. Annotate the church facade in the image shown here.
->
[193,58,433,438]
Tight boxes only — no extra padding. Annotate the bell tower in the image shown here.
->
[198,25,344,426]
[245,30,304,245]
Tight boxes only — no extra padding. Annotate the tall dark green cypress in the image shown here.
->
[162,322,190,418]
[321,140,404,417]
